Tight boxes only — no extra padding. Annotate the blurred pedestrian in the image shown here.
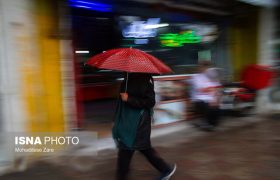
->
[190,61,222,131]
[113,73,176,180]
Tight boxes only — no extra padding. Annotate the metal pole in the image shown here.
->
[125,72,128,93]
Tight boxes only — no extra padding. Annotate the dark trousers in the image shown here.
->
[116,148,170,180]
[194,101,220,127]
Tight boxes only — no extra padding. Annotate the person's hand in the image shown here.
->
[120,93,128,102]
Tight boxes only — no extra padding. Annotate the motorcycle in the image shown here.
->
[219,64,274,116]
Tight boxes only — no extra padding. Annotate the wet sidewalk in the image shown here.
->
[1,115,280,180]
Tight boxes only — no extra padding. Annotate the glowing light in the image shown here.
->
[74,0,111,7]
[144,23,169,29]
[160,31,201,47]
[69,0,112,12]
[122,18,161,38]
[75,50,90,54]
[134,39,149,44]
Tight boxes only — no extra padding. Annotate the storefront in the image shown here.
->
[70,0,232,128]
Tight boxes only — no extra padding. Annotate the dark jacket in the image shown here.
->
[118,73,155,150]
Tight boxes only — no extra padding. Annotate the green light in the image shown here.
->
[160,31,201,47]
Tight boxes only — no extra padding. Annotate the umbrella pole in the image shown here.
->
[125,72,128,93]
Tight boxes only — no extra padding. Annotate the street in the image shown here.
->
[1,115,280,180]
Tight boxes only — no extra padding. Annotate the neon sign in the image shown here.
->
[160,31,201,47]
[122,18,165,38]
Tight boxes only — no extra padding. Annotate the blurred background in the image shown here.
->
[0,0,279,178]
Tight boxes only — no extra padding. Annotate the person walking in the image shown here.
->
[113,73,176,180]
[190,61,222,131]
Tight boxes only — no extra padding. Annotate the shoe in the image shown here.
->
[158,164,176,180]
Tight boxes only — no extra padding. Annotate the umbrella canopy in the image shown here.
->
[86,48,172,74]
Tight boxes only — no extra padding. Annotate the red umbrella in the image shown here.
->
[86,48,172,74]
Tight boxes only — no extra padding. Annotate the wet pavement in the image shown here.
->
[1,116,280,180]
